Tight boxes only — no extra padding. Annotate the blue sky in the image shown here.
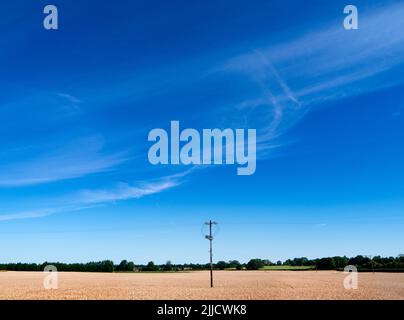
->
[0,0,403,264]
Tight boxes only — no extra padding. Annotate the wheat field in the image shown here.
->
[0,270,403,300]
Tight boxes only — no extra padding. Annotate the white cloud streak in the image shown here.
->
[0,136,128,187]
[224,2,404,149]
[76,180,180,205]
[0,209,55,222]
[0,171,187,221]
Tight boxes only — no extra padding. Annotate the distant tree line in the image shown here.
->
[1,255,403,272]
[241,255,404,271]
[315,255,404,271]
[0,261,115,273]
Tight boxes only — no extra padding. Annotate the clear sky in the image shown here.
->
[0,0,403,264]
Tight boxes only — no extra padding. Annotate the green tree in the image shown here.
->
[103,260,115,272]
[117,260,128,271]
[262,259,273,266]
[316,257,336,270]
[284,259,292,265]
[228,260,241,269]
[144,261,159,271]
[332,256,349,269]
[246,259,264,270]
[127,261,135,271]
[348,255,370,267]
[163,260,173,271]
[215,261,227,270]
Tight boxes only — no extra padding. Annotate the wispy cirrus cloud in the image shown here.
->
[2,3,403,221]
[0,170,191,221]
[223,1,404,150]
[76,179,180,205]
[0,136,128,187]
[0,209,55,222]
[57,92,82,113]
[0,92,83,124]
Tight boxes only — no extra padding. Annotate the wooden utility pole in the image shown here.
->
[205,220,217,288]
